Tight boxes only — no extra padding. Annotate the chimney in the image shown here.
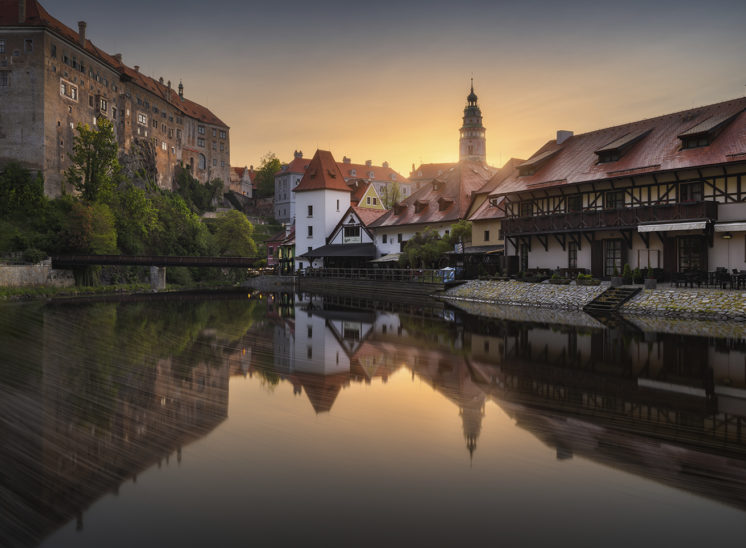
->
[134,65,140,72]
[383,161,389,168]
[159,77,164,84]
[18,0,25,23]
[343,156,351,164]
[178,81,183,99]
[294,150,303,159]
[557,130,573,145]
[113,53,122,63]
[365,160,372,166]
[77,21,87,47]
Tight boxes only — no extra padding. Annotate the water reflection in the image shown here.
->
[0,291,745,546]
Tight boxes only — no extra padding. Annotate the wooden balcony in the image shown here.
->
[503,201,717,236]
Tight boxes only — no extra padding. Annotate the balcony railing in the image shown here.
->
[503,201,717,236]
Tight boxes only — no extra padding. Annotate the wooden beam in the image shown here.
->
[553,233,566,251]
[655,231,666,246]
[537,234,549,252]
[639,231,649,249]
[620,229,634,250]
[582,231,595,246]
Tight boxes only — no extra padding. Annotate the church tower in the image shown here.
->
[459,80,486,163]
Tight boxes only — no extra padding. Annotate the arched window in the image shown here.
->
[198,154,206,170]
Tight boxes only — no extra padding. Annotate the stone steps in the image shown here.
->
[584,286,641,313]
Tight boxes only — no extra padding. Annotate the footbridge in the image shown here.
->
[51,255,262,290]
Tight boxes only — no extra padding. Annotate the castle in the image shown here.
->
[0,0,230,196]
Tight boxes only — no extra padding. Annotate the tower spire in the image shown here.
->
[460,80,486,162]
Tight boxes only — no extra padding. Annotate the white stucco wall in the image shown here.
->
[294,188,350,270]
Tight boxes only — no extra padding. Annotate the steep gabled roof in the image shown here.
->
[467,159,523,222]
[1,0,227,127]
[293,150,350,193]
[276,156,311,176]
[338,161,406,184]
[370,160,495,229]
[489,96,746,198]
[409,162,458,182]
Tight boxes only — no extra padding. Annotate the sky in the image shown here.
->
[44,0,746,176]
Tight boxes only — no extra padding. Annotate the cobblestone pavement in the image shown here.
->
[443,280,606,310]
[621,287,746,321]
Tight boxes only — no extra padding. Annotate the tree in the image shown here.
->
[255,152,282,198]
[380,181,403,209]
[58,201,118,254]
[174,166,223,214]
[401,227,449,268]
[65,117,120,202]
[213,210,257,256]
[0,162,45,217]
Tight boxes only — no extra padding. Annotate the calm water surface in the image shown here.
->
[1,291,745,547]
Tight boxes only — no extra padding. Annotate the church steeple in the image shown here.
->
[459,79,486,163]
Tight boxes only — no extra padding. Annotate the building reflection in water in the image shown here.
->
[261,291,746,509]
[2,291,746,546]
[0,299,254,547]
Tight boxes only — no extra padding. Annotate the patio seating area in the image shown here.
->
[673,268,746,289]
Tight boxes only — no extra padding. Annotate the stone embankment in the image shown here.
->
[443,280,605,310]
[443,280,746,321]
[0,262,73,288]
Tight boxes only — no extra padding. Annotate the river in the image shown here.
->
[1,290,745,547]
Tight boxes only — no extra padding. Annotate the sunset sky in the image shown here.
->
[45,0,746,176]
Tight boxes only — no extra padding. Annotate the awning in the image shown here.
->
[445,244,504,255]
[638,221,707,233]
[714,222,746,232]
[369,252,402,263]
[299,243,377,258]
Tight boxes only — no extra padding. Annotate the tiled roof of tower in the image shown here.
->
[2,0,227,127]
[293,150,351,193]
[337,162,406,183]
[489,96,746,198]
[370,160,495,228]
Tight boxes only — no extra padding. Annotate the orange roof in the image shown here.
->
[2,1,227,128]
[277,156,311,175]
[489,96,746,198]
[293,150,351,193]
[351,205,386,226]
[409,162,458,182]
[468,159,523,222]
[337,162,406,183]
[348,179,373,204]
[371,160,495,228]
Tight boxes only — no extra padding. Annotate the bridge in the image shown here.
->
[51,255,263,290]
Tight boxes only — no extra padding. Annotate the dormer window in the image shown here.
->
[368,171,375,178]
[678,111,740,149]
[517,149,559,177]
[595,129,651,163]
[350,169,356,176]
[438,197,453,211]
[414,200,428,213]
[432,180,444,191]
[394,203,407,215]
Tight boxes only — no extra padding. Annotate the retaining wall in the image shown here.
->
[0,263,74,288]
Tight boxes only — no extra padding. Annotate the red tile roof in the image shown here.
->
[351,205,386,226]
[409,163,458,182]
[277,156,311,175]
[293,150,351,193]
[490,96,746,198]
[2,1,227,127]
[348,179,373,204]
[468,159,524,222]
[338,162,406,183]
[370,160,495,229]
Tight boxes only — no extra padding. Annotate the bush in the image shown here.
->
[22,248,47,264]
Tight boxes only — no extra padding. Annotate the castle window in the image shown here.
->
[0,71,9,87]
[88,95,94,107]
[197,138,205,147]
[198,125,205,135]
[213,158,217,166]
[50,44,55,58]
[212,128,216,137]
[99,98,107,112]
[220,143,224,152]
[162,141,167,151]
[24,39,32,53]
[219,130,226,139]
[212,142,217,151]
[152,119,158,128]
[0,40,4,54]
[59,79,78,101]
[112,107,117,119]
[137,112,147,125]
[198,154,206,170]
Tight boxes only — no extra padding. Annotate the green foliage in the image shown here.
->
[58,201,118,254]
[445,219,472,247]
[65,117,120,202]
[107,183,159,255]
[149,192,212,256]
[212,210,257,256]
[174,167,223,214]
[22,248,47,264]
[622,263,632,280]
[380,181,402,209]
[646,266,654,279]
[401,227,449,268]
[255,152,282,198]
[0,162,45,216]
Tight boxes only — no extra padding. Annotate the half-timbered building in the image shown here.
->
[486,97,746,279]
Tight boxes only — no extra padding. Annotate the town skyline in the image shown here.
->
[43,0,746,174]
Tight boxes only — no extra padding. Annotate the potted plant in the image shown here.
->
[644,266,657,289]
[632,267,643,284]
[611,266,623,287]
[622,263,633,285]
